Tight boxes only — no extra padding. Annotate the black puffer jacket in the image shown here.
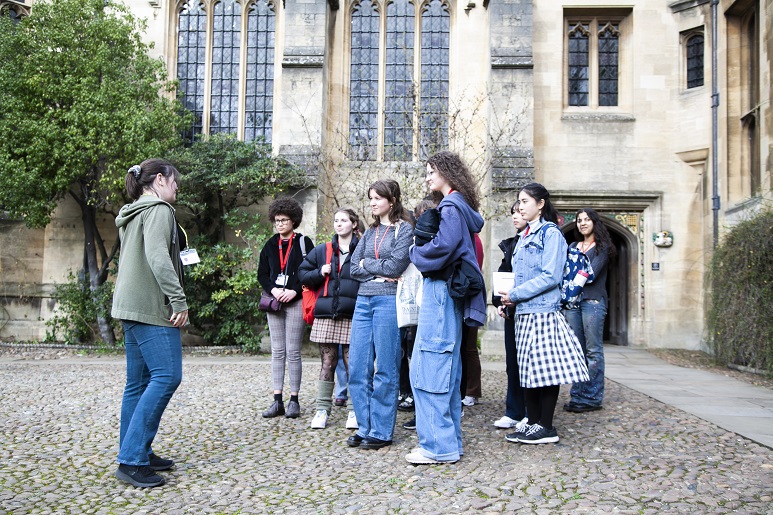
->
[298,234,360,319]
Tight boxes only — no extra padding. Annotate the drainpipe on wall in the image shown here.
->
[711,0,720,247]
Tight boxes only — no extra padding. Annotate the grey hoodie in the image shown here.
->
[111,195,187,327]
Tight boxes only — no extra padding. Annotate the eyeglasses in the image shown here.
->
[274,218,291,225]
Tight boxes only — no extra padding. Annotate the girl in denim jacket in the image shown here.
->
[500,182,589,445]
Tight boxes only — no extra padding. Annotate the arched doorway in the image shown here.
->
[561,217,638,346]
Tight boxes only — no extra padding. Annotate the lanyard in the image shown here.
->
[178,225,189,250]
[278,233,295,272]
[374,225,391,259]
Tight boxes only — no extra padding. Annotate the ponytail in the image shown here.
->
[125,159,180,201]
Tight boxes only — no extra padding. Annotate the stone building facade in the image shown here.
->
[1,0,770,351]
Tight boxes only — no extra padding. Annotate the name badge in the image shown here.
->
[180,248,200,266]
[275,274,289,287]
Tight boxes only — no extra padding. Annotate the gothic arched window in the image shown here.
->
[348,0,450,162]
[176,0,276,142]
[686,34,704,89]
[565,13,626,109]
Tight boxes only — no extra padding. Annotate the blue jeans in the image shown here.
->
[118,322,183,466]
[504,316,526,420]
[565,298,607,407]
[349,295,401,441]
[334,345,348,400]
[410,279,463,461]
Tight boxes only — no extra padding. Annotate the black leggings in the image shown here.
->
[524,385,560,429]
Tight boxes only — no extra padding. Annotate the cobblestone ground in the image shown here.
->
[0,356,771,514]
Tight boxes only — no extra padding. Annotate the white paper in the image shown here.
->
[492,272,515,295]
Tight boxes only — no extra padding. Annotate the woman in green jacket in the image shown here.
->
[111,159,188,488]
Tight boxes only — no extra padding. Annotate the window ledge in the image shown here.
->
[491,56,534,69]
[282,55,324,68]
[561,112,635,122]
[669,0,710,13]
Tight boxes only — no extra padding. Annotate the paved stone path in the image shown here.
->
[0,351,771,514]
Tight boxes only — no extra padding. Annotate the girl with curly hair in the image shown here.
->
[406,151,486,465]
[257,197,314,420]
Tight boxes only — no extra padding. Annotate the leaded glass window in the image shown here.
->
[349,0,380,160]
[686,34,704,89]
[566,16,622,109]
[348,0,450,162]
[598,22,619,106]
[383,0,415,161]
[245,0,275,142]
[3,5,23,24]
[176,0,276,142]
[210,0,241,135]
[419,0,449,160]
[177,0,207,139]
[568,23,590,107]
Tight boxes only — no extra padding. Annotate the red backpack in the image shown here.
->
[302,242,333,325]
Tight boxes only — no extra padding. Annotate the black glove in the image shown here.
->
[414,208,440,246]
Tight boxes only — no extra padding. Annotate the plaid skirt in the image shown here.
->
[515,311,590,388]
[310,317,353,345]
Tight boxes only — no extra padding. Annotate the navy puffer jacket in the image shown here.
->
[298,234,360,319]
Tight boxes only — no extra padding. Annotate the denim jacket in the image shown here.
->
[507,219,567,314]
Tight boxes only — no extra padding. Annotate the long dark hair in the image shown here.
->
[575,208,617,258]
[426,151,480,211]
[125,159,180,201]
[519,182,559,224]
[367,179,412,228]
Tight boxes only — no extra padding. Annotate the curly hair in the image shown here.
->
[426,151,480,211]
[268,197,304,229]
[574,208,618,258]
[367,179,412,228]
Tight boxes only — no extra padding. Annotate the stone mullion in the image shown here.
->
[237,0,250,140]
[412,4,421,161]
[202,0,215,134]
[376,1,387,161]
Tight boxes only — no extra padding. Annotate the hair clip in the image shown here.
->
[128,165,141,178]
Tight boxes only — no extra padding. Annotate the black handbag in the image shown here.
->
[258,291,282,312]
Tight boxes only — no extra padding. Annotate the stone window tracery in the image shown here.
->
[175,0,276,142]
[565,13,626,109]
[348,0,450,162]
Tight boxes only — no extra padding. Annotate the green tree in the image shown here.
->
[170,133,308,349]
[0,0,189,344]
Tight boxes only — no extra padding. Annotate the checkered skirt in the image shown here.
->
[310,317,353,345]
[515,311,590,388]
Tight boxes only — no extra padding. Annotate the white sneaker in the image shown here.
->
[493,416,519,428]
[345,410,358,429]
[461,396,478,407]
[405,450,458,465]
[310,409,328,429]
[514,417,529,431]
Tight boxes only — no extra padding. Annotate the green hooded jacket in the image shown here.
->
[111,195,187,327]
